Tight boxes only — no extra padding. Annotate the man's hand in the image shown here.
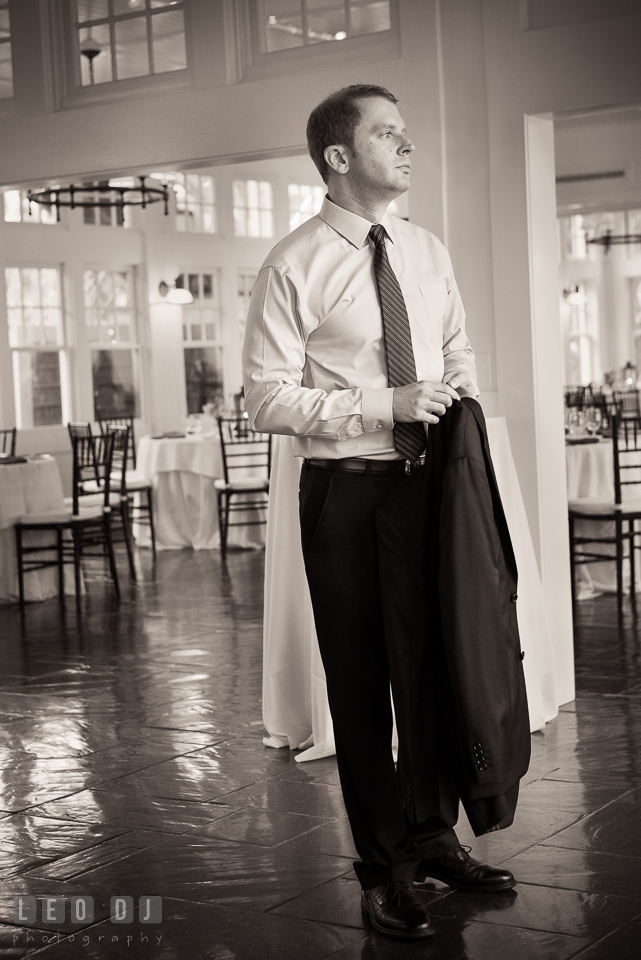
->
[393,381,460,425]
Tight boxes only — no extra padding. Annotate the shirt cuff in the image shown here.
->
[362,388,395,433]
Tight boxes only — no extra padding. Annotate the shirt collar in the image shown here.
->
[320,196,398,249]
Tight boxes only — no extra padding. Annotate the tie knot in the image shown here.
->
[369,223,387,246]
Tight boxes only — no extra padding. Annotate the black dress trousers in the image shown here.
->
[299,462,460,890]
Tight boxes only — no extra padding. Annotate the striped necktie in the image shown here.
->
[369,223,426,463]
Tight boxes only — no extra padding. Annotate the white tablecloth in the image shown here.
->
[263,418,560,763]
[137,435,266,551]
[0,457,73,603]
[566,438,639,597]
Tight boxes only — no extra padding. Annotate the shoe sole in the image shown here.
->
[360,902,435,941]
[417,874,517,893]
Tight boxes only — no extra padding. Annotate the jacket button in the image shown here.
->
[520,650,525,660]
[510,593,518,603]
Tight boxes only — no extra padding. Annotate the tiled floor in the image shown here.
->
[1,548,641,958]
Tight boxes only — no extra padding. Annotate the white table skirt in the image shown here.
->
[0,457,75,604]
[137,435,266,551]
[263,418,560,763]
[566,438,640,598]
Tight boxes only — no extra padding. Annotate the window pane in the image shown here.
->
[190,324,202,341]
[247,208,260,238]
[187,202,201,232]
[5,267,21,307]
[232,180,246,208]
[22,269,40,307]
[185,174,200,202]
[13,351,63,428]
[99,204,112,226]
[202,274,213,299]
[25,308,42,346]
[79,24,112,85]
[350,0,391,36]
[202,205,215,234]
[92,349,139,419]
[260,209,274,238]
[233,207,246,237]
[7,308,23,347]
[86,308,100,342]
[247,180,259,208]
[188,274,199,299]
[204,323,214,341]
[97,270,114,307]
[152,8,187,74]
[201,177,214,204]
[308,0,346,43]
[35,201,57,225]
[114,272,129,307]
[40,269,60,307]
[265,0,303,51]
[76,0,109,22]
[3,190,21,222]
[184,347,223,415]
[0,38,13,99]
[258,181,273,209]
[115,16,149,80]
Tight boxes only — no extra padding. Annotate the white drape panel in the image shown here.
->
[263,417,561,763]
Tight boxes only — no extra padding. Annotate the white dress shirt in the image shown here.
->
[243,196,478,460]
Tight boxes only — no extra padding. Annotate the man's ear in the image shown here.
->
[324,144,350,176]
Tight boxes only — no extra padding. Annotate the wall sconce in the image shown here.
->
[159,279,193,304]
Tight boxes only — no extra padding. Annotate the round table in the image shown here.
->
[136,434,266,551]
[0,456,72,603]
[262,419,562,763]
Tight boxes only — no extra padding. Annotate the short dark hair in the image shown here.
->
[306,84,399,183]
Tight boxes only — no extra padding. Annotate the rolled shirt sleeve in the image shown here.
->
[440,255,479,398]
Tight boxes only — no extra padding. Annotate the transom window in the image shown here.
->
[4,267,69,428]
[233,180,274,238]
[83,268,140,419]
[75,0,187,87]
[174,174,216,234]
[288,183,324,231]
[0,1,12,99]
[179,270,224,415]
[263,0,391,52]
[3,191,57,224]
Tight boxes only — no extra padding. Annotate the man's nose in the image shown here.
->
[399,139,415,155]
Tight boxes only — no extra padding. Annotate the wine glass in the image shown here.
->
[585,406,602,436]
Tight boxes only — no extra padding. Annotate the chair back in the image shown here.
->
[564,386,586,410]
[0,427,16,456]
[217,417,271,485]
[106,424,130,497]
[97,416,137,469]
[613,390,641,419]
[71,431,115,515]
[612,415,641,505]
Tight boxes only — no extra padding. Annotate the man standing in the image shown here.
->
[243,84,515,941]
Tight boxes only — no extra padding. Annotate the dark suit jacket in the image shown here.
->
[376,398,530,836]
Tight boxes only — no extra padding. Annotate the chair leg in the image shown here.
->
[57,528,65,602]
[615,515,624,615]
[15,524,25,610]
[568,517,577,609]
[72,525,82,610]
[103,514,121,601]
[147,487,156,557]
[219,491,230,559]
[120,499,137,581]
[629,519,637,609]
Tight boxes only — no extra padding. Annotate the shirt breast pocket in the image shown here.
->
[419,280,449,333]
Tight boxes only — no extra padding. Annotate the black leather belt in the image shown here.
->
[304,457,423,476]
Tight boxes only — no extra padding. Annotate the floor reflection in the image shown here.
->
[0,555,640,958]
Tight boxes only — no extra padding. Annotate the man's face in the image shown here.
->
[347,97,414,199]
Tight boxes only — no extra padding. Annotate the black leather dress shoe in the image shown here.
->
[361,881,434,940]
[416,845,516,892]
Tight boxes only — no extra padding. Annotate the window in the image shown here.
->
[0,1,12,99]
[83,269,140,419]
[174,174,216,234]
[178,271,224,414]
[3,191,58,224]
[263,0,391,52]
[561,283,598,385]
[75,0,187,87]
[237,271,257,346]
[233,180,274,238]
[4,268,69,428]
[288,183,324,231]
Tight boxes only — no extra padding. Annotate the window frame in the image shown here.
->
[4,263,71,429]
[0,0,13,103]
[234,0,400,81]
[59,0,193,108]
[179,267,225,415]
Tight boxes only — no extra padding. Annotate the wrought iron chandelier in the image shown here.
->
[587,229,641,253]
[26,176,169,222]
